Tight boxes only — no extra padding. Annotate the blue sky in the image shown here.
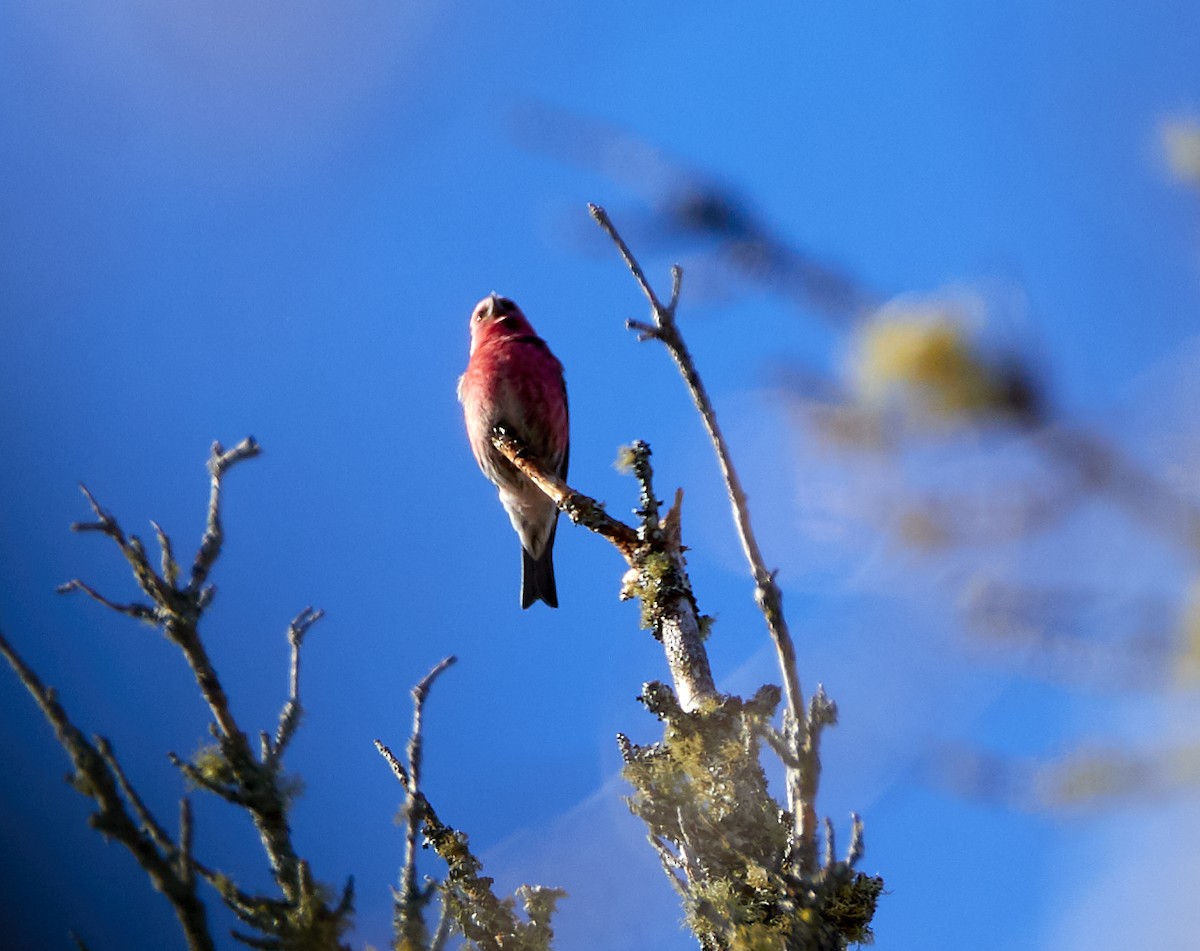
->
[2,2,1199,949]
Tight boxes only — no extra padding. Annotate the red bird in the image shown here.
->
[458,294,569,608]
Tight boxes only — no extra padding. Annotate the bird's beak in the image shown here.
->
[485,292,500,317]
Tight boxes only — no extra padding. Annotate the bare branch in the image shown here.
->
[57,579,157,623]
[179,798,195,887]
[190,436,261,593]
[374,739,410,790]
[0,628,215,951]
[95,736,175,854]
[69,485,168,606]
[151,520,181,589]
[272,607,324,761]
[397,655,457,948]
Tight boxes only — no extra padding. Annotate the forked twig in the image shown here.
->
[44,438,352,945]
[376,654,458,948]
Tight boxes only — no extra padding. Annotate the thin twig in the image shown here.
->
[399,656,457,945]
[96,736,175,854]
[272,607,324,760]
[190,437,261,593]
[376,658,458,948]
[69,484,167,607]
[71,483,123,537]
[56,579,157,622]
[374,739,409,789]
[151,520,181,589]
[429,894,453,951]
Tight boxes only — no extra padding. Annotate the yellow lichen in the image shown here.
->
[613,444,639,474]
[1163,119,1200,186]
[851,302,998,422]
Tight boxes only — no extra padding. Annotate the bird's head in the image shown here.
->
[469,293,537,353]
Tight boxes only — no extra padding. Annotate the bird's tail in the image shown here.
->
[521,526,558,609]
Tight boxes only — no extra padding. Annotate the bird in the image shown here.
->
[458,293,569,608]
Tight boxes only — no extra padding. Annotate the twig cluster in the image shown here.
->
[376,657,565,951]
[2,438,353,950]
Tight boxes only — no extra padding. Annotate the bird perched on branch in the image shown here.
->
[458,294,569,608]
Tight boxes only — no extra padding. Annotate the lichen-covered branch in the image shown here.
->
[376,658,565,951]
[586,204,881,947]
[491,429,640,561]
[591,201,830,870]
[391,654,457,950]
[620,441,718,711]
[491,432,717,711]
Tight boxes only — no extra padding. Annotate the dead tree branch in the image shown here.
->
[590,202,823,873]
[6,437,353,949]
[376,657,565,951]
[0,628,215,951]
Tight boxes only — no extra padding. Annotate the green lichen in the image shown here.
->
[191,742,235,787]
[613,444,640,474]
[622,689,881,951]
